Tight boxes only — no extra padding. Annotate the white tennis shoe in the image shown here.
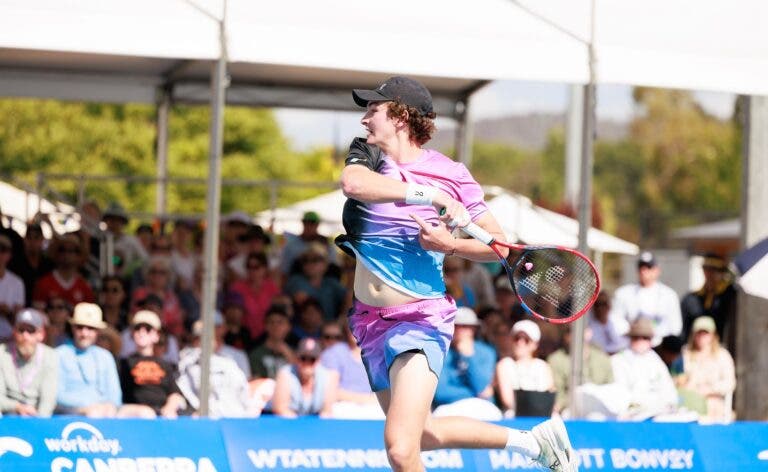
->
[531,416,578,471]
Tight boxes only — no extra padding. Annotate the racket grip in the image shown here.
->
[461,222,495,245]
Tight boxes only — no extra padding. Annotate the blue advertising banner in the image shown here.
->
[1,417,767,471]
[0,417,231,472]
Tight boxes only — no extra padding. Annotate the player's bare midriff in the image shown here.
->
[354,262,420,307]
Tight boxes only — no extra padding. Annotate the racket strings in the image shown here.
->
[510,248,598,320]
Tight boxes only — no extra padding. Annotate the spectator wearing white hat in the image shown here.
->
[0,308,58,416]
[117,310,186,418]
[56,303,121,417]
[432,307,502,421]
[495,320,555,418]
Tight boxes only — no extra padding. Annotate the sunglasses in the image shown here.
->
[104,286,123,294]
[322,333,342,341]
[247,264,264,271]
[15,325,38,334]
[512,335,532,344]
[73,324,97,332]
[132,323,155,333]
[303,257,325,264]
[298,355,318,364]
[630,335,652,341]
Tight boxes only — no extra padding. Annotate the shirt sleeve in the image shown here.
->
[344,138,383,171]
[37,348,59,417]
[99,350,123,406]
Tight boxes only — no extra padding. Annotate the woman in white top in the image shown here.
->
[495,320,555,417]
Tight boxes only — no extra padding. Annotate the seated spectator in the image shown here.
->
[56,303,121,417]
[547,326,613,416]
[0,308,58,416]
[96,326,122,361]
[588,291,627,354]
[610,318,678,420]
[176,322,258,418]
[221,293,254,351]
[98,275,128,331]
[287,298,324,347]
[675,316,735,423]
[170,219,199,291]
[120,294,180,365]
[102,202,148,278]
[249,305,295,380]
[32,233,95,309]
[658,335,684,374]
[130,256,185,338]
[495,320,555,418]
[319,320,344,352]
[0,234,24,342]
[44,297,72,347]
[279,211,337,279]
[117,310,186,418]
[227,225,272,282]
[270,337,335,418]
[9,223,54,307]
[284,243,347,321]
[227,252,280,340]
[442,256,476,309]
[209,311,251,379]
[433,307,501,421]
[493,277,527,325]
[320,316,384,419]
[462,260,496,312]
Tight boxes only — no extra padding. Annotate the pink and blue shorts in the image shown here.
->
[347,296,456,392]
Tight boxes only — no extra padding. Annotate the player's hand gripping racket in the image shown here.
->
[460,222,600,324]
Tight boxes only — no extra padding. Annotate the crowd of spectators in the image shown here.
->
[0,203,738,423]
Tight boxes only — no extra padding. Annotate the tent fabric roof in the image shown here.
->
[3,0,766,113]
[0,181,80,238]
[671,219,740,240]
[255,189,638,255]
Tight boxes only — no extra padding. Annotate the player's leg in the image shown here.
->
[377,351,437,472]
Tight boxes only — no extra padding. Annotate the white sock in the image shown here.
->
[505,428,541,459]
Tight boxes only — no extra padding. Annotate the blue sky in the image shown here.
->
[275,81,736,151]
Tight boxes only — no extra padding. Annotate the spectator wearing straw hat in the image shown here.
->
[55,302,121,417]
[0,308,58,416]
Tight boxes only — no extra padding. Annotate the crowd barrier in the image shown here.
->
[0,416,766,471]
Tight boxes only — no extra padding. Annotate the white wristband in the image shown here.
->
[405,184,437,205]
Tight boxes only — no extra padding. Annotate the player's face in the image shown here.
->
[361,101,397,146]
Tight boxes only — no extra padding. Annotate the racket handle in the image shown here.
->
[461,222,495,245]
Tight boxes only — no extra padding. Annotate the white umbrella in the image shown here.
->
[733,237,768,300]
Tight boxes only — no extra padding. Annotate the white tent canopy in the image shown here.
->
[0,181,80,238]
[255,189,638,255]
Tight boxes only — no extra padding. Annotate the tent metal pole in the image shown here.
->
[199,0,228,417]
[155,87,171,217]
[569,0,597,419]
[454,97,474,166]
[565,84,584,207]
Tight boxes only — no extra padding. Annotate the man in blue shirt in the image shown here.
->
[433,307,502,421]
[56,302,121,416]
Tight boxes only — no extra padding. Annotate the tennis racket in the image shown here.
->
[460,222,600,324]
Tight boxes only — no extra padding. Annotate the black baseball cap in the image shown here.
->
[637,251,657,268]
[353,76,434,116]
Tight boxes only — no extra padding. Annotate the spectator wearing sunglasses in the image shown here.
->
[270,337,335,418]
[610,318,678,420]
[0,308,58,416]
[32,233,95,309]
[43,297,73,347]
[9,224,54,307]
[117,310,186,418]
[55,303,121,417]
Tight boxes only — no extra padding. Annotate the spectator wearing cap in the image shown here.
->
[56,303,122,417]
[0,233,25,342]
[609,251,682,347]
[279,210,337,278]
[32,233,95,309]
[610,318,678,420]
[117,310,186,418]
[495,320,555,418]
[176,315,256,418]
[227,252,280,340]
[284,243,348,321]
[9,223,54,307]
[102,202,148,276]
[270,337,335,418]
[320,315,384,419]
[249,304,295,380]
[680,253,737,356]
[433,307,501,421]
[675,316,735,422]
[0,308,58,416]
[130,256,185,338]
[120,294,180,365]
[588,291,627,355]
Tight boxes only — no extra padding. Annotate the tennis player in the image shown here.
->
[336,76,577,472]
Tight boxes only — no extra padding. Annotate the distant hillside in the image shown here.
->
[431,113,628,151]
